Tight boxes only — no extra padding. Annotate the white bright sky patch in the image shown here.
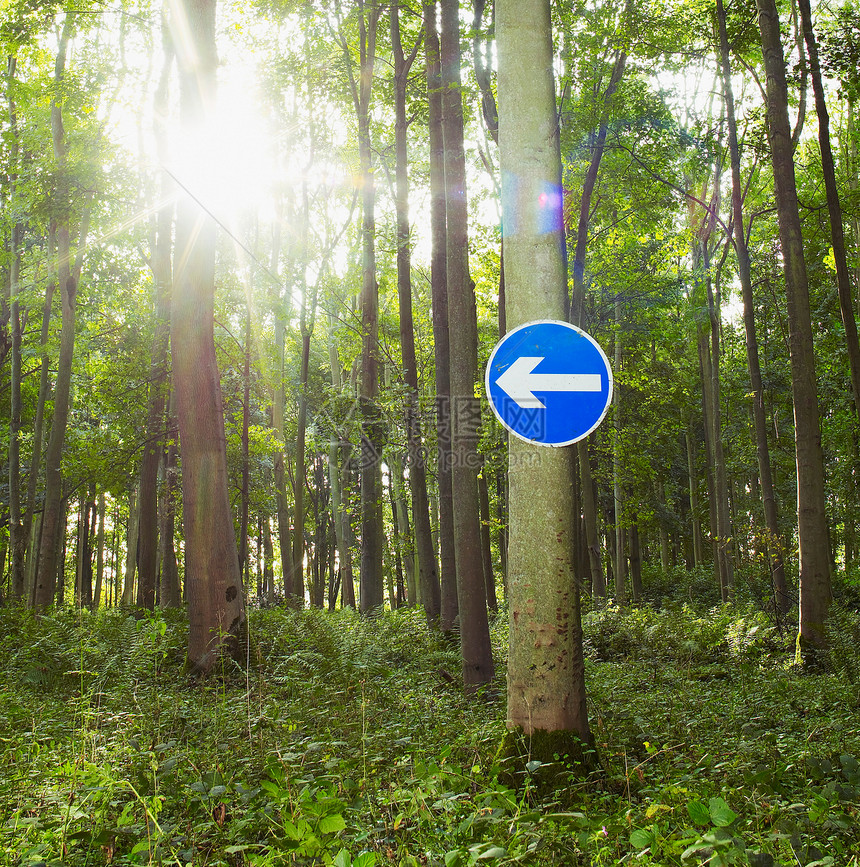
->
[168,57,278,222]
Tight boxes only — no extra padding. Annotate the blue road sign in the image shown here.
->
[485,320,613,447]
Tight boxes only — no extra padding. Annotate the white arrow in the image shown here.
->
[495,356,602,409]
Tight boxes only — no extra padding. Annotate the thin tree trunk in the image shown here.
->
[441,0,494,687]
[478,462,497,612]
[613,297,626,603]
[159,392,181,608]
[24,276,55,604]
[686,424,703,567]
[425,1,459,631]
[336,0,384,612]
[138,27,174,611]
[92,492,105,609]
[122,485,139,605]
[33,15,78,608]
[392,4,441,623]
[758,0,832,658]
[389,454,417,605]
[629,521,642,603]
[797,0,860,421]
[272,309,294,598]
[717,0,788,614]
[7,55,26,601]
[239,307,251,588]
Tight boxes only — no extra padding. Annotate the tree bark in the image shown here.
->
[24,276,55,604]
[613,297,626,603]
[757,0,832,659]
[425,1,459,631]
[159,393,182,608]
[171,0,245,673]
[392,4,442,624]
[7,55,26,601]
[34,15,78,609]
[337,0,384,612]
[138,26,175,611]
[796,0,860,422]
[717,0,788,614]
[441,0,494,688]
[498,0,590,744]
[92,493,105,609]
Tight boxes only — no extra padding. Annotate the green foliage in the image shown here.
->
[0,600,859,865]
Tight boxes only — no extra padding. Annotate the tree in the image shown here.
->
[33,13,84,608]
[498,0,591,749]
[757,0,831,660]
[171,0,245,673]
[716,0,788,614]
[391,3,441,624]
[424,0,459,631]
[441,0,494,687]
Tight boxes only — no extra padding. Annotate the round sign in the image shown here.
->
[485,319,613,447]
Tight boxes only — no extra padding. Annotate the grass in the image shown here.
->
[0,591,859,866]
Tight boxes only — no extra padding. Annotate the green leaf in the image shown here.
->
[332,849,351,867]
[630,828,653,849]
[130,839,152,856]
[353,854,377,867]
[708,796,737,827]
[687,800,710,826]
[444,849,465,867]
[474,845,507,860]
[318,813,347,834]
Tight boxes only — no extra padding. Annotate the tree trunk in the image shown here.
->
[757,0,832,659]
[392,4,442,624]
[441,0,494,688]
[7,55,26,601]
[629,521,642,603]
[716,0,788,614]
[138,28,174,611]
[159,393,182,608]
[239,307,252,591]
[686,424,703,567]
[498,0,591,746]
[92,493,105,609]
[797,0,860,423]
[33,15,78,608]
[478,462,497,613]
[424,1,459,632]
[389,454,417,606]
[171,0,245,673]
[272,310,294,598]
[613,298,626,603]
[122,485,139,605]
[24,276,56,604]
[338,0,384,612]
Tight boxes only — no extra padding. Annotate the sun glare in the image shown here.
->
[168,60,277,223]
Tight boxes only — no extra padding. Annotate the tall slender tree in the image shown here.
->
[716,0,788,614]
[757,0,831,659]
[424,0,459,631]
[392,4,441,624]
[171,0,245,672]
[441,0,494,687]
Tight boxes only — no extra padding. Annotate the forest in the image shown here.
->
[3,0,860,863]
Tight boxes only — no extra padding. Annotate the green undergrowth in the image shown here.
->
[1,598,859,866]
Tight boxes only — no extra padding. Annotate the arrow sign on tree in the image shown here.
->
[496,356,602,408]
[485,320,613,446]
